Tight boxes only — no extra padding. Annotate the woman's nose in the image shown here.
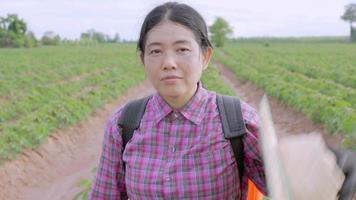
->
[162,53,177,70]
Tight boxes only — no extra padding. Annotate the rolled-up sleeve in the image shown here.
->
[89,108,128,200]
[241,101,267,195]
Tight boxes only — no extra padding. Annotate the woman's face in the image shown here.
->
[142,21,212,105]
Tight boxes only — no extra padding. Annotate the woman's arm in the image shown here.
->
[240,101,268,195]
[89,108,128,200]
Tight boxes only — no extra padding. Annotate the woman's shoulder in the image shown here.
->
[103,105,125,140]
[240,100,259,119]
[107,95,153,128]
[212,93,260,130]
[239,100,260,133]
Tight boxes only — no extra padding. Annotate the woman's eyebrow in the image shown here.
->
[146,42,161,48]
[173,40,191,45]
[147,40,191,48]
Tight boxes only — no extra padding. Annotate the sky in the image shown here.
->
[1,0,355,40]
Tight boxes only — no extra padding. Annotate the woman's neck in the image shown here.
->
[163,84,198,110]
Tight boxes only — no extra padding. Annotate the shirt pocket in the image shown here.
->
[181,142,236,171]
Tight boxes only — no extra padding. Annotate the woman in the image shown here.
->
[89,2,355,200]
[90,2,266,199]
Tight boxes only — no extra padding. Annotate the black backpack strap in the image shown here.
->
[118,95,151,151]
[216,94,247,185]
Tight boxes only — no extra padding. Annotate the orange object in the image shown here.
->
[247,179,264,200]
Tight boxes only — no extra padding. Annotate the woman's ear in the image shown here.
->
[202,47,213,70]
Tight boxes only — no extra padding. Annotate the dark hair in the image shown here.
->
[138,2,212,54]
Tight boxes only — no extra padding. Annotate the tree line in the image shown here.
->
[0,14,37,47]
[0,14,122,48]
[209,3,356,46]
[1,3,355,48]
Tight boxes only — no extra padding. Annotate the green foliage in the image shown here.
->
[209,17,233,47]
[73,178,93,200]
[201,64,235,96]
[24,31,38,47]
[80,29,120,45]
[341,3,356,42]
[341,3,356,24]
[73,167,98,199]
[0,44,146,164]
[41,31,61,46]
[6,14,27,35]
[0,14,38,48]
[216,43,356,150]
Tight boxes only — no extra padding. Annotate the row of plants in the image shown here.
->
[216,43,356,149]
[221,47,356,108]
[0,44,145,164]
[223,43,356,88]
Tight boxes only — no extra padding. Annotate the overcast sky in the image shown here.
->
[1,0,355,40]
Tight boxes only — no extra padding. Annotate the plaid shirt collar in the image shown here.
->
[152,82,209,125]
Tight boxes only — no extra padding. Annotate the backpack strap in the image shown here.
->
[118,96,151,150]
[216,94,247,185]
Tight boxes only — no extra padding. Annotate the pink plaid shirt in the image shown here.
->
[90,83,266,199]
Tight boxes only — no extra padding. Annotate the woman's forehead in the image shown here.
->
[145,21,197,46]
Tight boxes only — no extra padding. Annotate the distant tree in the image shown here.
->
[61,38,77,46]
[80,29,120,44]
[94,32,105,43]
[24,31,38,47]
[0,14,26,34]
[341,3,356,42]
[0,14,30,47]
[209,17,233,47]
[0,16,7,30]
[113,33,120,43]
[106,33,120,43]
[7,14,27,35]
[41,31,61,45]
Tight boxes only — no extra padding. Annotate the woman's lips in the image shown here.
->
[160,76,182,84]
[160,75,182,81]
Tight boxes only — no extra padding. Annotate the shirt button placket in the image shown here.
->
[163,147,174,197]
[162,174,173,198]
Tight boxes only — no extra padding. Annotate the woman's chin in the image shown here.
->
[158,89,184,99]
[160,92,182,98]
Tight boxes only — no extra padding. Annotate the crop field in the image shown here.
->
[0,43,238,165]
[0,44,146,163]
[0,42,355,166]
[215,42,356,148]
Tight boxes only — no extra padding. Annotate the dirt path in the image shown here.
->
[0,63,344,200]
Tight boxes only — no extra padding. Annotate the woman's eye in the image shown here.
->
[178,48,190,53]
[149,49,161,55]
